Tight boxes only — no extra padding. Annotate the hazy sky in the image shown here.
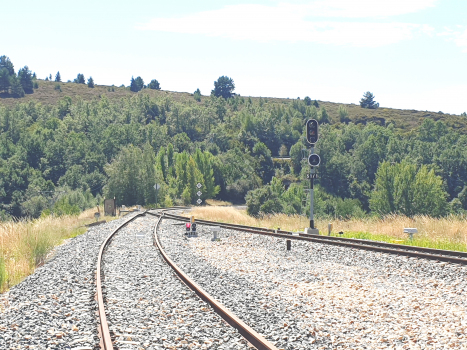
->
[2,0,466,114]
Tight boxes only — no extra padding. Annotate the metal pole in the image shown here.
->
[309,146,314,229]
[310,167,314,229]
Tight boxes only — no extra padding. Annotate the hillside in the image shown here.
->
[1,76,467,221]
[1,79,466,132]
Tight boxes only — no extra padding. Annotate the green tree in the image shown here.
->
[0,68,10,93]
[370,161,448,216]
[104,145,156,205]
[304,96,312,106]
[130,76,144,92]
[74,73,85,84]
[55,71,61,82]
[252,142,274,184]
[211,76,235,99]
[9,76,24,97]
[87,77,94,88]
[360,91,379,109]
[194,88,201,102]
[147,79,160,90]
[319,107,330,124]
[0,55,15,76]
[17,66,34,94]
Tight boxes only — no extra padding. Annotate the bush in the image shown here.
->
[54,83,61,91]
[338,105,349,123]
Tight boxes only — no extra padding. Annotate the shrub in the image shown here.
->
[54,83,61,91]
[338,105,349,123]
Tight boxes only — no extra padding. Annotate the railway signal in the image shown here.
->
[308,154,320,167]
[306,119,319,145]
[305,119,320,235]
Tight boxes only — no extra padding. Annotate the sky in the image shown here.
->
[2,0,467,114]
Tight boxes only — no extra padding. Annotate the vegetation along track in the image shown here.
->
[97,208,276,350]
[162,212,467,265]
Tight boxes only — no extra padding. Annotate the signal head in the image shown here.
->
[306,119,319,144]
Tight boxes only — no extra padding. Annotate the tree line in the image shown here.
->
[1,72,466,220]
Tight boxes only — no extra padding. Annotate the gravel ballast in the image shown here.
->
[101,215,250,350]
[0,214,140,350]
[158,218,467,350]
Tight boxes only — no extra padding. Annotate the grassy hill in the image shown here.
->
[1,79,467,132]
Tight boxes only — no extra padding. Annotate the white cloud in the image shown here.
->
[303,0,438,18]
[439,26,467,52]
[136,3,434,47]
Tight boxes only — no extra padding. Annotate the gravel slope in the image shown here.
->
[0,214,140,350]
[158,219,467,350]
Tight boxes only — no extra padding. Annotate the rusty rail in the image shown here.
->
[96,211,146,350]
[161,212,467,265]
[153,213,279,350]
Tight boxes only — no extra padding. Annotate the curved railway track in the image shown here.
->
[96,208,278,350]
[161,212,467,265]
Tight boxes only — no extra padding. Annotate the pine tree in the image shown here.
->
[0,68,10,93]
[55,71,61,82]
[0,56,15,76]
[74,73,85,84]
[10,75,25,97]
[87,77,94,88]
[211,76,235,98]
[147,79,160,90]
[360,91,379,109]
[135,76,144,91]
[194,88,201,102]
[130,76,137,92]
[18,66,34,94]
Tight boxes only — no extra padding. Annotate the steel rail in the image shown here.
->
[161,212,467,265]
[96,211,147,350]
[153,213,279,350]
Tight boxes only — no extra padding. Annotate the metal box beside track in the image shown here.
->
[104,199,116,216]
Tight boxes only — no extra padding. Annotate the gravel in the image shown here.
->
[0,213,140,350]
[158,219,467,350]
[101,214,251,350]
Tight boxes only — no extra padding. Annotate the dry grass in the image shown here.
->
[186,206,467,251]
[1,81,465,133]
[0,207,111,293]
[205,199,233,206]
[0,80,195,108]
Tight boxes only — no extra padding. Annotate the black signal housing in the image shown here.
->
[306,119,319,145]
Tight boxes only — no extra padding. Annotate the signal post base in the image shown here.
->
[304,228,320,235]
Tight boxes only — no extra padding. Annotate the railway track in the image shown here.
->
[96,208,277,350]
[2,207,466,349]
[161,212,467,265]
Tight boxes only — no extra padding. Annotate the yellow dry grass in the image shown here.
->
[187,206,467,246]
[0,207,110,293]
